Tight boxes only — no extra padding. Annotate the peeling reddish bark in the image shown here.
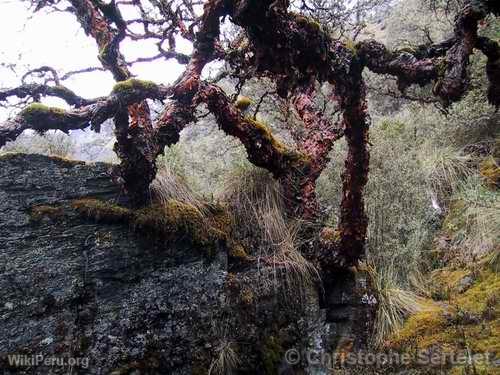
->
[154,0,226,153]
[336,73,370,266]
[288,87,344,220]
[197,83,305,173]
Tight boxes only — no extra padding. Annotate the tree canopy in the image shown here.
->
[0,0,498,270]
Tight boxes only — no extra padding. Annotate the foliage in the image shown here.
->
[1,130,76,158]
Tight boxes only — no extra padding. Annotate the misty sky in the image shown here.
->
[0,1,192,120]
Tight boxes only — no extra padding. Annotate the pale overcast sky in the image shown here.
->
[0,0,192,120]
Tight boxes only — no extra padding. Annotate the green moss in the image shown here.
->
[245,118,308,167]
[430,268,471,298]
[72,199,131,224]
[112,78,158,95]
[480,156,500,188]
[235,96,252,111]
[20,103,66,123]
[261,336,284,375]
[389,269,500,370]
[379,119,406,137]
[72,198,231,257]
[0,152,24,161]
[30,205,65,222]
[293,13,321,32]
[0,153,82,167]
[455,270,500,314]
[344,38,359,54]
[133,202,229,258]
[133,201,207,242]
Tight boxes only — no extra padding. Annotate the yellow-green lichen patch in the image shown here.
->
[71,199,132,224]
[344,38,359,53]
[30,205,65,222]
[20,103,66,123]
[396,46,418,55]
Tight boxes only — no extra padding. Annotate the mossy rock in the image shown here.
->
[72,198,231,257]
[72,199,132,224]
[30,205,65,222]
[133,201,213,246]
[388,269,500,371]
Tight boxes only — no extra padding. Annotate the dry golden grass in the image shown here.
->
[151,163,209,215]
[221,166,319,296]
[365,262,432,348]
[208,341,240,375]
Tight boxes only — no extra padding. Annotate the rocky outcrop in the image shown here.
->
[0,154,375,374]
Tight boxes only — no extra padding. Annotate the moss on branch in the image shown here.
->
[235,95,252,111]
[112,78,159,96]
[20,103,67,123]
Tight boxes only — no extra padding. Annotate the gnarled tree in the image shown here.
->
[1,0,498,272]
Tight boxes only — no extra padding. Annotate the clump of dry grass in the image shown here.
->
[208,340,241,375]
[443,176,499,259]
[151,162,209,215]
[365,262,430,348]
[220,166,319,295]
[420,144,476,204]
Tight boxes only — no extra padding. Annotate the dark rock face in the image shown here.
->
[0,154,375,374]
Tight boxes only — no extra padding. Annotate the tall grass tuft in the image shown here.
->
[420,143,476,205]
[365,262,429,348]
[208,340,240,375]
[151,161,209,215]
[220,165,319,296]
[445,176,500,259]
